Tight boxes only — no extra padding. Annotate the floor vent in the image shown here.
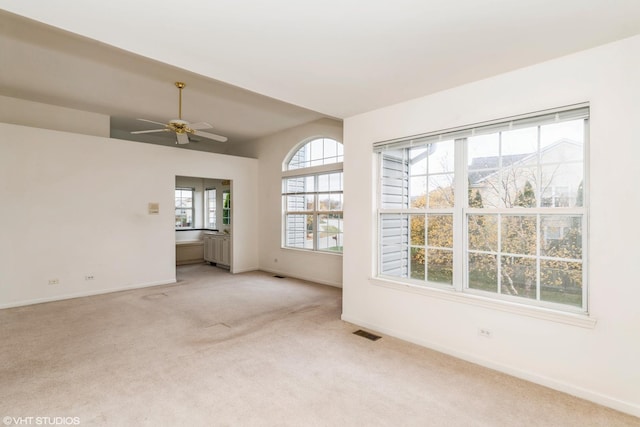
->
[353,330,382,341]
[273,275,286,279]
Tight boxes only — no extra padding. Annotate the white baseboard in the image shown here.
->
[231,266,260,274]
[0,279,177,309]
[341,313,640,418]
[260,268,342,288]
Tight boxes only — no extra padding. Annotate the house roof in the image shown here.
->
[468,153,530,184]
[469,139,582,185]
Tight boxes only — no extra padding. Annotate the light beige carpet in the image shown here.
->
[1,264,638,426]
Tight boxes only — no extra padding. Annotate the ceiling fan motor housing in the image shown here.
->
[168,119,191,134]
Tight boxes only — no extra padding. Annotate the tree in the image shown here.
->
[540,215,582,303]
[515,180,536,207]
[468,179,484,208]
[409,189,453,283]
[494,179,537,298]
[469,179,537,297]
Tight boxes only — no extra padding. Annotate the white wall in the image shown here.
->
[343,36,640,416]
[0,95,110,137]
[0,123,259,308]
[239,118,344,287]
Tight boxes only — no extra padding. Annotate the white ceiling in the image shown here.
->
[1,1,639,146]
[0,10,327,150]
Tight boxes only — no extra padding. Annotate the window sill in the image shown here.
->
[281,246,343,257]
[369,277,597,329]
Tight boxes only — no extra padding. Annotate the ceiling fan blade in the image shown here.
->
[188,122,213,130]
[131,128,168,134]
[176,132,190,145]
[137,118,167,126]
[192,130,228,143]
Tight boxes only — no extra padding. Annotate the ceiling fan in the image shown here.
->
[131,82,228,144]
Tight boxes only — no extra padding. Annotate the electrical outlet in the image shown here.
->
[48,279,59,285]
[478,328,492,338]
[85,275,94,281]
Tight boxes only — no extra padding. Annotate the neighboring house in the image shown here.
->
[469,138,584,210]
[465,138,584,302]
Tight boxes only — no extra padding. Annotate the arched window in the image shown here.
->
[282,137,344,253]
[285,137,343,171]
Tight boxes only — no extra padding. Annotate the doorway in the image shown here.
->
[175,176,232,269]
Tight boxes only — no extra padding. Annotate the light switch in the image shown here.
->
[148,202,160,214]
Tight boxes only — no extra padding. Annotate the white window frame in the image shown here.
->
[175,187,195,229]
[282,138,344,254]
[205,187,217,229]
[222,190,231,226]
[374,104,589,315]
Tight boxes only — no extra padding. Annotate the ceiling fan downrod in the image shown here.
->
[175,81,185,120]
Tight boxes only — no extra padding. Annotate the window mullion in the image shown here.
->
[497,214,502,294]
[313,175,318,251]
[536,214,541,301]
[453,138,466,292]
[312,212,317,251]
[582,118,590,311]
[535,126,542,301]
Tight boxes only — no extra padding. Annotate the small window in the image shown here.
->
[222,190,231,226]
[175,188,194,229]
[205,188,217,229]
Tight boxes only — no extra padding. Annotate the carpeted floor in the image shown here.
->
[1,264,638,426]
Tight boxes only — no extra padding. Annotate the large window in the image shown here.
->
[283,138,344,253]
[175,188,194,229]
[376,105,588,313]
